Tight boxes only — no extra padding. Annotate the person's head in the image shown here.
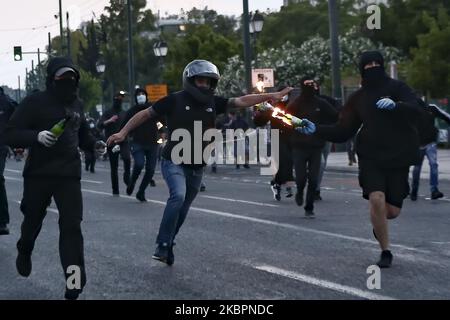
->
[113,91,126,110]
[46,56,80,104]
[134,87,148,106]
[358,51,386,87]
[182,59,220,104]
[300,75,318,98]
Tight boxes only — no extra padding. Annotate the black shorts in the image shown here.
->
[358,159,410,208]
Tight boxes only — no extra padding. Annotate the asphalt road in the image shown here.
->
[1,158,450,300]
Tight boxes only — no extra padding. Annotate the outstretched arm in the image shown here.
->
[107,108,154,146]
[230,87,293,108]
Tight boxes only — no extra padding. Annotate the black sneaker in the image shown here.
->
[431,190,444,200]
[304,210,315,219]
[90,167,95,173]
[212,166,217,173]
[149,179,156,187]
[244,164,250,169]
[0,224,9,235]
[410,191,418,201]
[271,183,281,201]
[285,187,293,198]
[152,243,170,264]
[200,183,206,192]
[314,190,322,201]
[126,183,135,196]
[295,192,304,206]
[16,252,32,277]
[136,191,147,202]
[236,165,240,169]
[376,250,393,268]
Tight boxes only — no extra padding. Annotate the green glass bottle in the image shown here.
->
[50,117,68,138]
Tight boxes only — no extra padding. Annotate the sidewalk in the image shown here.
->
[326,149,450,181]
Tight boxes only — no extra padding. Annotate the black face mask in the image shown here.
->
[362,66,385,87]
[52,79,78,104]
[301,84,315,98]
[113,98,122,110]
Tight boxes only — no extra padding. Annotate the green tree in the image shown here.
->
[78,69,101,113]
[163,24,239,90]
[407,8,450,98]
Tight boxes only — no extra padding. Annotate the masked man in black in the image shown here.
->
[4,57,105,299]
[98,91,131,195]
[296,51,422,268]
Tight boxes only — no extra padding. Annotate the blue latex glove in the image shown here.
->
[376,98,396,110]
[295,119,316,135]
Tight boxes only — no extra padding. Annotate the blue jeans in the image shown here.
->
[0,146,9,224]
[412,143,439,193]
[156,159,203,245]
[130,142,158,193]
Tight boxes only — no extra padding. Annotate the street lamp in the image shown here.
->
[153,40,168,83]
[153,40,168,58]
[249,11,264,68]
[96,61,106,114]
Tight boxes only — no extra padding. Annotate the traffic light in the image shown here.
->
[13,46,22,61]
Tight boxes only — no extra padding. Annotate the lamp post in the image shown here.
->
[96,61,106,114]
[153,40,168,83]
[249,10,264,69]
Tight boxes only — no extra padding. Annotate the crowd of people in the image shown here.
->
[0,50,449,299]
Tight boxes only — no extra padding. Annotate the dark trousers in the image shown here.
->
[0,146,9,225]
[17,177,86,287]
[274,137,294,185]
[130,142,158,194]
[107,143,131,194]
[84,150,96,172]
[292,147,322,211]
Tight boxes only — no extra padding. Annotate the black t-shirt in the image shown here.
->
[151,90,228,168]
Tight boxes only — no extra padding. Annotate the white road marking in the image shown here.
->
[80,188,429,254]
[252,264,395,300]
[200,195,279,207]
[14,200,58,214]
[5,169,21,173]
[81,179,103,184]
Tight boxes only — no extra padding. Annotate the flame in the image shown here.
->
[272,107,294,126]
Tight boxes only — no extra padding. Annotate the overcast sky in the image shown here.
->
[0,0,283,90]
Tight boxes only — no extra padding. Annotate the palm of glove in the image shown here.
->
[295,119,316,135]
[376,98,396,110]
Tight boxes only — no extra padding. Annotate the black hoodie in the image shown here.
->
[316,51,422,168]
[4,57,95,178]
[122,88,162,146]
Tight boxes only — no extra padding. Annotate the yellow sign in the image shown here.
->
[146,84,168,103]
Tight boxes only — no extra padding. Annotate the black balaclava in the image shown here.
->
[46,57,80,104]
[300,76,316,99]
[359,51,387,88]
[113,94,124,111]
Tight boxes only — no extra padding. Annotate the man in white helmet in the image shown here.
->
[108,59,291,265]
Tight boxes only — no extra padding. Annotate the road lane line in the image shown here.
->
[200,195,280,207]
[13,200,58,214]
[81,179,103,184]
[5,169,21,173]
[252,264,396,300]
[80,188,429,254]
